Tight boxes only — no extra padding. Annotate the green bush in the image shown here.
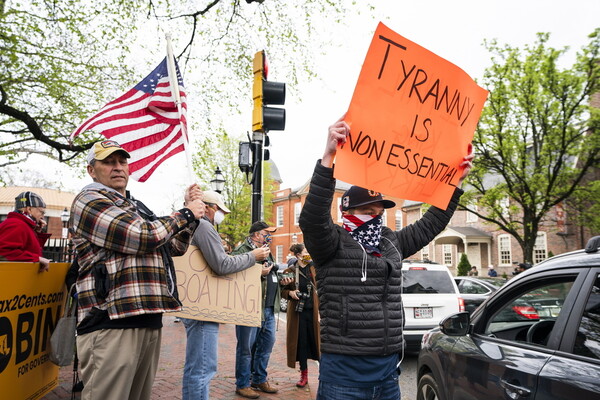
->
[457,253,471,276]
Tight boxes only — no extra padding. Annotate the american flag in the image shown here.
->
[71,57,188,182]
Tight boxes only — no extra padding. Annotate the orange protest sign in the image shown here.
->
[336,22,488,209]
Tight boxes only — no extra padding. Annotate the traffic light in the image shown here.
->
[252,50,286,132]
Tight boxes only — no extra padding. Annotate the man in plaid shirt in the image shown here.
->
[70,140,206,400]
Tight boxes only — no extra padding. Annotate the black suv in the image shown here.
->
[417,236,600,400]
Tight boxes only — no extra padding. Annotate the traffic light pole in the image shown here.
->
[251,131,264,224]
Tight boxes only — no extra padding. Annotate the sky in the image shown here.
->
[23,0,600,215]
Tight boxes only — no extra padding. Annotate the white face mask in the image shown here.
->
[213,210,226,225]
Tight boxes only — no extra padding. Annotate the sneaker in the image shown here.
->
[174,317,181,323]
[251,381,278,394]
[235,387,260,399]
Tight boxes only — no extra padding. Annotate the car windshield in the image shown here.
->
[403,270,455,294]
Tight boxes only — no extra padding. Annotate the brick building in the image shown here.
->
[0,186,76,261]
[270,180,408,264]
[269,180,589,278]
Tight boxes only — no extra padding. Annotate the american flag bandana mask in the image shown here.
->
[342,214,383,255]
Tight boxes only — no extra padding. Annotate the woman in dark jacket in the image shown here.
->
[281,243,320,388]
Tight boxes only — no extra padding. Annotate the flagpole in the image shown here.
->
[166,34,195,184]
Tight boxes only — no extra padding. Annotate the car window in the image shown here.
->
[484,277,575,346]
[403,270,455,294]
[574,274,600,360]
[459,280,489,294]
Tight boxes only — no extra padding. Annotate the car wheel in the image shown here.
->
[280,297,287,312]
[417,373,444,400]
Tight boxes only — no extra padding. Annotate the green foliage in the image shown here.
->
[463,30,600,262]
[0,0,370,180]
[193,131,251,249]
[457,253,471,276]
[0,0,140,171]
[192,131,278,250]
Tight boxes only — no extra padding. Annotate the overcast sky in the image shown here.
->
[31,0,599,215]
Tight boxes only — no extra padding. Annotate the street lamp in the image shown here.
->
[210,167,225,194]
[60,208,69,262]
[292,233,298,244]
[61,208,69,238]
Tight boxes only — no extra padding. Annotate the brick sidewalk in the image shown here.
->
[43,315,317,400]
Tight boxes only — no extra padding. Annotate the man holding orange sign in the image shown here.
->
[300,116,473,399]
[299,21,482,400]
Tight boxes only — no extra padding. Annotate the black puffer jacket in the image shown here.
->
[299,161,462,356]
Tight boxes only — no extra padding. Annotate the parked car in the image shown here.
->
[417,236,600,400]
[402,260,464,352]
[454,276,508,314]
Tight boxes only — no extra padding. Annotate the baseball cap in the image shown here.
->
[249,221,277,234]
[202,190,231,213]
[15,191,46,209]
[87,140,131,165]
[341,186,396,211]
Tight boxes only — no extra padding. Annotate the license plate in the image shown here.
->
[414,307,433,319]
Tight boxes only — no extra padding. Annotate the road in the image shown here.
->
[278,310,420,400]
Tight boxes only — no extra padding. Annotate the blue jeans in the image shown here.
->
[316,373,401,400]
[235,324,259,389]
[181,319,220,400]
[251,306,276,385]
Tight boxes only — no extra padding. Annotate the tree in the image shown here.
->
[0,0,140,171]
[0,0,370,180]
[462,31,600,263]
[457,253,471,276]
[193,132,277,250]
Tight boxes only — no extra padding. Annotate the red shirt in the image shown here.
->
[0,212,49,262]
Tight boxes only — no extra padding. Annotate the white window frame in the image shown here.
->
[276,205,284,227]
[337,197,342,223]
[499,197,510,218]
[533,232,547,265]
[498,234,512,266]
[421,244,430,261]
[294,202,301,225]
[443,244,453,266]
[466,204,478,223]
[395,210,403,231]
[276,245,284,263]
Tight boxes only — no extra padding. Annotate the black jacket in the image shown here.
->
[299,161,462,356]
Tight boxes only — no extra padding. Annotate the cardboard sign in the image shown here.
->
[337,22,488,209]
[172,246,262,327]
[0,262,70,400]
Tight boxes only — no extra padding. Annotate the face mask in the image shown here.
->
[262,233,272,245]
[300,254,312,264]
[213,210,226,225]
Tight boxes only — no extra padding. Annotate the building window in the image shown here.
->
[382,210,388,227]
[498,235,512,266]
[443,244,452,266]
[421,244,430,261]
[466,204,478,223]
[337,197,342,223]
[499,197,510,218]
[395,210,403,231]
[294,202,301,225]
[276,205,284,227]
[276,245,284,263]
[533,232,547,264]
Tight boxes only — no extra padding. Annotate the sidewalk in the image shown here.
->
[43,315,317,399]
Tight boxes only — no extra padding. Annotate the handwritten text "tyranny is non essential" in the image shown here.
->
[345,131,458,185]
[377,35,477,127]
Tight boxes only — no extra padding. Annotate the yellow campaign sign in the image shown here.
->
[172,246,262,327]
[0,262,70,400]
[338,22,489,209]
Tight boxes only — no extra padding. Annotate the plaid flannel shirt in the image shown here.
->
[71,184,195,322]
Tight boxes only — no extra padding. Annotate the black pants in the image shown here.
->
[296,308,319,370]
